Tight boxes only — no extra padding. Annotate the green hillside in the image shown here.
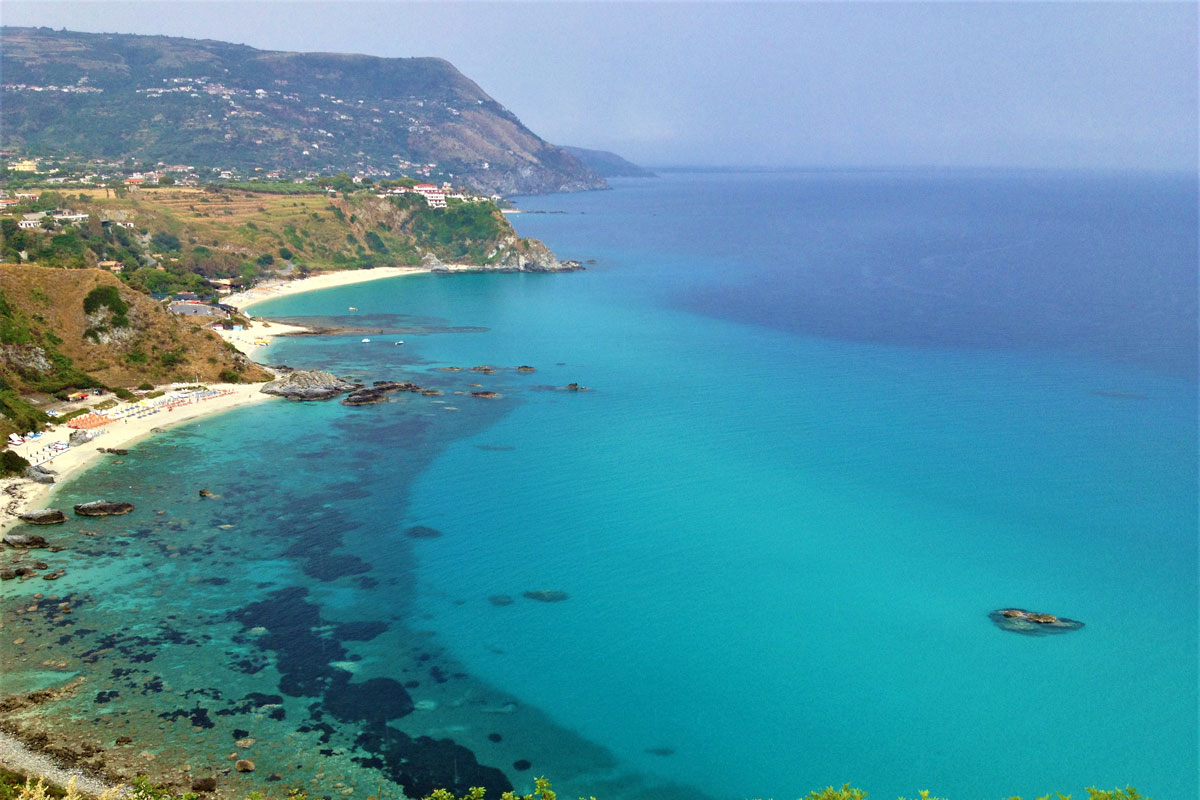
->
[0,27,606,195]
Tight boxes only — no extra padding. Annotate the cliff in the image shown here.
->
[0,27,607,196]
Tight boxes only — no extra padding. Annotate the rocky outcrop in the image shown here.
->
[0,344,54,375]
[3,533,49,548]
[18,509,67,525]
[68,430,91,446]
[73,500,135,516]
[989,608,1084,636]
[23,465,56,484]
[260,370,357,401]
[342,388,390,406]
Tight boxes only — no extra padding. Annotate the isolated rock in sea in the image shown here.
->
[260,370,357,401]
[18,509,67,525]
[3,533,49,548]
[199,489,219,499]
[99,447,130,455]
[234,759,255,773]
[516,366,536,373]
[522,590,569,603]
[22,465,56,485]
[470,391,501,399]
[989,608,1084,636]
[74,501,135,517]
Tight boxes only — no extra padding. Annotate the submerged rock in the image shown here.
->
[74,500,135,517]
[405,525,443,539]
[234,759,255,773]
[99,447,129,455]
[488,595,514,606]
[3,533,49,548]
[260,370,357,401]
[18,509,67,525]
[989,608,1084,636]
[199,489,219,499]
[522,590,568,603]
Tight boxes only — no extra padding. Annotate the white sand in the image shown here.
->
[0,383,275,536]
[227,266,429,312]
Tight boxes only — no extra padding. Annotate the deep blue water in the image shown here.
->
[3,170,1196,800]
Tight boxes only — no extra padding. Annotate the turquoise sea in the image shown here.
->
[2,170,1196,800]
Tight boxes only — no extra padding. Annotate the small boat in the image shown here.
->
[361,338,371,343]
[394,340,404,346]
[348,306,358,311]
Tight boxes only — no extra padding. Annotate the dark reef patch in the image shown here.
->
[335,621,388,641]
[404,525,443,539]
[324,674,414,724]
[159,706,215,729]
[354,724,512,799]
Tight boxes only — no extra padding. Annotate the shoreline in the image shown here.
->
[0,264,449,793]
[227,266,430,312]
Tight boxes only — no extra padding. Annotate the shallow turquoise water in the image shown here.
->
[4,171,1195,800]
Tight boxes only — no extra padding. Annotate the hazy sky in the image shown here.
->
[3,2,1196,170]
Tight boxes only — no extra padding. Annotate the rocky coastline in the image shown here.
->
[0,262,596,798]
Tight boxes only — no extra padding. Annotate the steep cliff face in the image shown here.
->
[1,27,608,196]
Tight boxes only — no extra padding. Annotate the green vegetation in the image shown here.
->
[83,286,130,327]
[0,27,605,194]
[405,199,506,263]
[0,448,31,476]
[0,767,1158,800]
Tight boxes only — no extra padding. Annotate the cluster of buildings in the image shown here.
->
[379,182,478,209]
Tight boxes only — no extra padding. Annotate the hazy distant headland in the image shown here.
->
[0,27,650,196]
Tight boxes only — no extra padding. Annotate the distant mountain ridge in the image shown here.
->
[562,146,655,178]
[0,27,608,195]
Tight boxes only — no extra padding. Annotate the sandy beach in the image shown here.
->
[0,383,275,536]
[227,266,429,312]
[0,318,314,537]
[0,265,412,537]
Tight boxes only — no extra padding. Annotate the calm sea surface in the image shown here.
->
[3,170,1196,800]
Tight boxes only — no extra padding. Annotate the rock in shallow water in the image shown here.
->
[74,501,135,517]
[17,509,66,525]
[3,533,49,548]
[989,608,1084,636]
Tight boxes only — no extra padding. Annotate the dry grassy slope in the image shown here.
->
[0,264,269,389]
[74,187,553,268]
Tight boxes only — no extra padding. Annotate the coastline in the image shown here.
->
[0,264,441,793]
[226,266,430,313]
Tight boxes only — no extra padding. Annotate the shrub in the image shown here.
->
[0,449,30,477]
